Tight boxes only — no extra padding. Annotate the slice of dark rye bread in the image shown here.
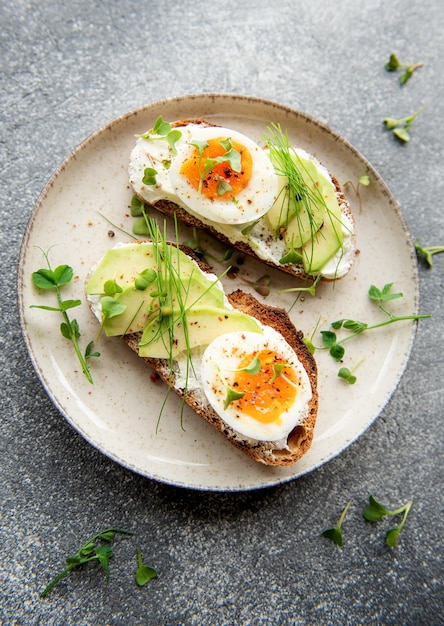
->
[123,291,318,466]
[129,118,356,282]
[112,245,319,466]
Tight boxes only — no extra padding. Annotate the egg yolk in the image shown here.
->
[180,137,253,200]
[232,350,297,424]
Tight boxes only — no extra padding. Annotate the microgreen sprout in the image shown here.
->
[279,233,303,265]
[337,357,364,385]
[279,274,321,298]
[31,249,100,384]
[135,268,157,291]
[320,282,430,363]
[322,500,353,547]
[142,167,158,186]
[240,219,258,241]
[135,549,157,587]
[127,195,153,237]
[228,356,262,375]
[269,363,297,388]
[39,527,133,598]
[414,239,444,268]
[100,296,127,321]
[385,52,424,85]
[343,174,370,213]
[214,174,232,196]
[103,279,122,296]
[383,105,426,143]
[140,115,182,154]
[224,385,245,409]
[363,496,412,547]
[131,195,145,217]
[302,317,321,355]
[237,273,271,297]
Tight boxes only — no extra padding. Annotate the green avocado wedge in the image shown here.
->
[139,305,262,359]
[301,201,343,274]
[86,240,262,359]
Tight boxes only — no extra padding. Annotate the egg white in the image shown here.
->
[167,125,278,224]
[129,123,278,225]
[200,327,312,442]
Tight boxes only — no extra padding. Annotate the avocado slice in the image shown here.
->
[265,151,339,250]
[86,243,157,294]
[100,286,152,336]
[301,202,344,274]
[87,241,228,334]
[139,305,262,359]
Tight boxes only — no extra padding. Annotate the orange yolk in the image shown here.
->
[232,350,297,424]
[180,137,253,200]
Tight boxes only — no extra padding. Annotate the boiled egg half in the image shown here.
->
[200,327,312,442]
[129,122,278,225]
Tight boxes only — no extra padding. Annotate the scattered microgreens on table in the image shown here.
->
[383,105,426,143]
[135,550,158,587]
[385,52,424,85]
[30,248,100,384]
[363,496,412,547]
[39,527,133,598]
[322,500,353,547]
[322,496,412,547]
[414,239,444,268]
[343,174,371,212]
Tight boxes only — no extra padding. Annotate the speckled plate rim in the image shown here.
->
[18,93,419,491]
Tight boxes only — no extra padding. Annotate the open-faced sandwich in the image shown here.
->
[128,117,356,282]
[85,225,318,466]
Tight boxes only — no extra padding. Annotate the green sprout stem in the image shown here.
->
[322,500,353,547]
[279,274,322,297]
[40,527,133,598]
[135,549,157,586]
[59,294,93,384]
[343,174,370,213]
[415,239,444,267]
[385,53,424,84]
[383,105,426,143]
[338,356,364,385]
[320,283,431,364]
[342,314,430,344]
[363,496,412,547]
[31,249,97,384]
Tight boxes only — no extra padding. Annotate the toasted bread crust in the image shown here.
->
[119,247,318,466]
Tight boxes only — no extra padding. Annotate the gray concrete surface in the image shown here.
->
[1,0,443,624]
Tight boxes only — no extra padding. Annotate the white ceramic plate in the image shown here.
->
[18,94,419,491]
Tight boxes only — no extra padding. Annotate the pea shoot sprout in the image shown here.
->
[385,52,424,85]
[383,105,426,143]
